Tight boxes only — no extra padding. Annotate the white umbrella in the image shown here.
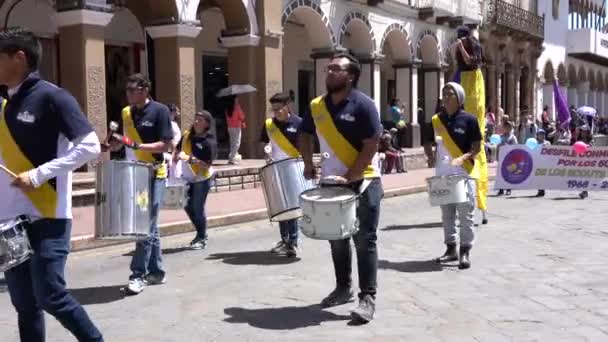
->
[577,106,597,117]
[216,84,257,97]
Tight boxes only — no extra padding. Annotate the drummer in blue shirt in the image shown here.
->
[260,92,302,257]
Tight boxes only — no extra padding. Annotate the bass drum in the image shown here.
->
[95,160,152,240]
[259,158,315,222]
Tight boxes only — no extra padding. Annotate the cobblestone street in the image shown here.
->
[2,189,608,341]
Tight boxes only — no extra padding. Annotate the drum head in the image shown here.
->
[300,187,356,202]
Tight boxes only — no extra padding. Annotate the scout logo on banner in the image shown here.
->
[496,145,608,191]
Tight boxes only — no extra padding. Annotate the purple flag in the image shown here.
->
[553,79,570,129]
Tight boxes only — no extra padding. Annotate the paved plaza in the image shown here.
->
[1,189,608,341]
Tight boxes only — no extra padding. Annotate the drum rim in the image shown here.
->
[299,187,358,204]
[259,157,304,171]
[269,207,302,222]
[99,159,155,169]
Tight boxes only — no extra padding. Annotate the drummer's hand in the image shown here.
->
[11,171,35,192]
[109,139,123,152]
[303,164,316,180]
[451,156,465,167]
[178,152,190,161]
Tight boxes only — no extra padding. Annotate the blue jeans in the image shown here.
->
[279,219,298,242]
[328,178,383,299]
[130,178,166,280]
[184,179,212,240]
[4,219,103,342]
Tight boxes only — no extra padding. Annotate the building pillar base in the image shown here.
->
[405,123,421,148]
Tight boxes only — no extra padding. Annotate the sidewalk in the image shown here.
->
[71,165,497,251]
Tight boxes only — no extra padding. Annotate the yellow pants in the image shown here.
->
[459,69,488,211]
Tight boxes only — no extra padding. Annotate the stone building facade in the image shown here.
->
[1,0,485,157]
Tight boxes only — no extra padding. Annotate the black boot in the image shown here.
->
[435,244,458,263]
[459,246,471,269]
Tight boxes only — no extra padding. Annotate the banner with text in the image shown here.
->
[495,145,608,191]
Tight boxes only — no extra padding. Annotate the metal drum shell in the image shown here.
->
[259,158,315,222]
[95,160,153,240]
[299,187,359,240]
[426,174,470,207]
[162,182,190,210]
[0,217,33,272]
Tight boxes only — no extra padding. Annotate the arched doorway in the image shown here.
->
[380,24,411,127]
[0,0,58,84]
[567,64,578,108]
[104,8,145,128]
[542,60,555,119]
[578,65,588,106]
[339,12,377,100]
[282,1,335,115]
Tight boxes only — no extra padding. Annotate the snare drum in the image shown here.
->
[0,216,33,272]
[299,187,359,240]
[162,180,190,210]
[426,174,470,207]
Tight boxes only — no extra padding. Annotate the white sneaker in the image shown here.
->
[126,278,146,295]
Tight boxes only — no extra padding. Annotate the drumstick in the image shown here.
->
[0,164,17,178]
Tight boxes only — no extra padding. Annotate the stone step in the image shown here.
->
[70,149,428,207]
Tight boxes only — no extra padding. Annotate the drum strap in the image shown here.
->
[310,97,378,178]
[122,106,167,178]
[0,99,57,218]
[431,114,479,179]
[265,119,299,158]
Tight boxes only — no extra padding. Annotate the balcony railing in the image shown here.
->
[485,0,544,39]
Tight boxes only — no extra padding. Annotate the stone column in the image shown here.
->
[496,66,503,118]
[568,86,579,108]
[505,65,515,120]
[578,81,590,106]
[146,24,201,130]
[514,67,521,117]
[56,9,113,141]
[395,61,421,147]
[423,64,440,124]
[486,64,497,111]
[359,54,383,114]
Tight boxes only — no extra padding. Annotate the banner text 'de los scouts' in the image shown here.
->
[495,145,608,191]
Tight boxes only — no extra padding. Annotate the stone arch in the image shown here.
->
[106,8,145,44]
[543,60,555,81]
[281,0,336,48]
[198,0,257,35]
[557,63,567,84]
[379,23,412,61]
[339,11,376,54]
[568,64,578,86]
[1,0,56,34]
[416,30,441,65]
[121,0,179,27]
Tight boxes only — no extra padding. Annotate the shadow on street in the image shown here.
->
[224,304,350,330]
[207,251,300,266]
[69,285,125,305]
[379,259,444,273]
[382,222,443,231]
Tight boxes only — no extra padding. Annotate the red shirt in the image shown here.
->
[226,102,245,128]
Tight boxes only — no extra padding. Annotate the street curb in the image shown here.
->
[70,176,495,252]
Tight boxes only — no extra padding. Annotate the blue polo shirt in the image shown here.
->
[122,100,173,162]
[260,115,302,147]
[299,89,382,150]
[0,72,94,219]
[435,109,482,153]
[177,133,216,164]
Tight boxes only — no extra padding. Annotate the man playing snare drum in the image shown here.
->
[260,92,302,258]
[429,82,482,270]
[108,73,173,295]
[299,52,384,323]
[0,27,104,341]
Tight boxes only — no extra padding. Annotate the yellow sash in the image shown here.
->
[181,130,211,179]
[265,119,299,158]
[431,113,479,179]
[310,96,377,178]
[0,99,57,217]
[122,106,167,178]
